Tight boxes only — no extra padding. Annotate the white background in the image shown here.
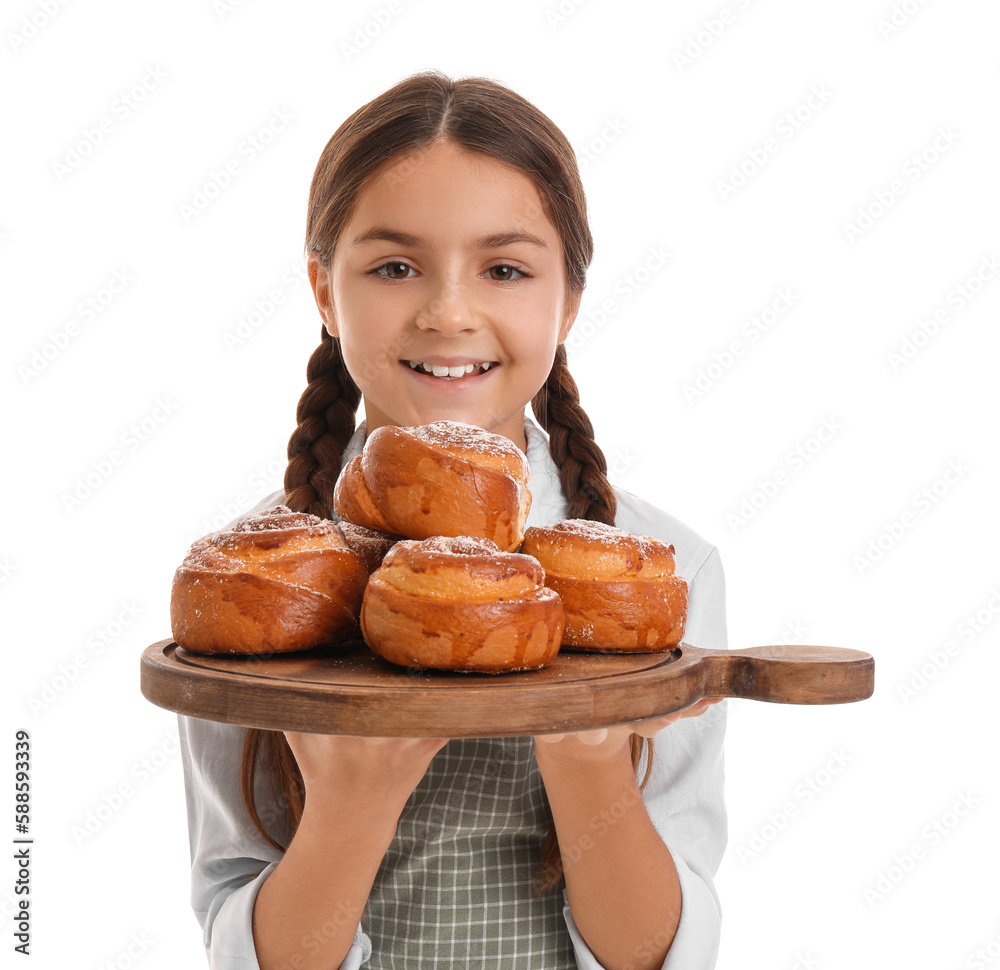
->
[3,0,998,967]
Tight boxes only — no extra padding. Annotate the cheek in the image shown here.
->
[343,329,403,390]
[337,291,392,354]
[513,305,563,363]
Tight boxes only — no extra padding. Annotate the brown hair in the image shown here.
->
[241,70,653,895]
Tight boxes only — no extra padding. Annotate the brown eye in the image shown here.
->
[378,262,412,280]
[488,265,523,282]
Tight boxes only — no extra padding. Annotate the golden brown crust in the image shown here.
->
[333,456,396,535]
[360,535,563,672]
[520,520,687,652]
[333,421,531,551]
[544,575,687,652]
[520,519,677,580]
[170,506,369,655]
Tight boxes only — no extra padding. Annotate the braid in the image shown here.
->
[530,344,617,525]
[530,344,654,895]
[283,327,361,519]
[239,329,360,860]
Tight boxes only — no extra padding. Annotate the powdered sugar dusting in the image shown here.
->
[419,534,500,556]
[403,420,522,459]
[552,518,633,548]
[382,534,545,584]
[231,505,332,535]
[538,519,676,565]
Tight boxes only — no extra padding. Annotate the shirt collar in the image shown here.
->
[342,415,568,529]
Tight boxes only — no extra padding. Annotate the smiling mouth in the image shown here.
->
[404,360,497,380]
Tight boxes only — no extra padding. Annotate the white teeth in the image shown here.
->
[407,360,496,378]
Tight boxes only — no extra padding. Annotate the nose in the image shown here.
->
[415,279,482,336]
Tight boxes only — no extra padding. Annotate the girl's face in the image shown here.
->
[310,139,579,452]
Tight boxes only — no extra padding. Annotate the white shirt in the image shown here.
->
[177,415,728,968]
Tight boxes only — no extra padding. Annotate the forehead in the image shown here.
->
[348,140,557,244]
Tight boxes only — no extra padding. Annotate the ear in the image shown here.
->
[557,289,582,344]
[307,251,338,338]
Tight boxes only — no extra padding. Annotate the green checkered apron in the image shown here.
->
[361,736,577,968]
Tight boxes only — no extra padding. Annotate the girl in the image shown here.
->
[178,71,728,970]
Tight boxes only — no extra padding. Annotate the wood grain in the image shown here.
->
[140,638,873,738]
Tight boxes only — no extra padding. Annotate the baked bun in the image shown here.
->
[334,421,531,552]
[520,520,687,652]
[170,506,370,655]
[360,535,563,673]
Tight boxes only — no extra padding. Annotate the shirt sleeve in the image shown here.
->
[177,715,373,968]
[559,546,729,970]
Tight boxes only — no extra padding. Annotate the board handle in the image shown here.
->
[695,644,874,705]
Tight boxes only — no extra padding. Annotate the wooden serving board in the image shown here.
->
[140,638,874,738]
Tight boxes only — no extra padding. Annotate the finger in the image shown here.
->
[534,733,566,744]
[534,728,609,745]
[678,697,724,718]
[628,714,682,737]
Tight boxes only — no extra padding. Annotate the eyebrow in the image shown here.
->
[350,226,549,251]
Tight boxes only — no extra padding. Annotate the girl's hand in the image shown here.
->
[533,697,723,764]
[284,732,450,830]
